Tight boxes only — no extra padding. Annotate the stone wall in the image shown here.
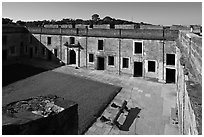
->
[176,48,199,135]
[93,24,110,29]
[3,26,179,83]
[2,98,78,135]
[2,26,29,65]
[27,27,179,40]
[178,31,202,84]
[140,25,163,30]
[115,24,139,29]
[29,32,177,82]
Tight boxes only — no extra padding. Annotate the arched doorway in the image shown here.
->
[70,50,76,64]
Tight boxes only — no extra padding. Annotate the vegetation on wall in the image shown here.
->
[2,14,152,27]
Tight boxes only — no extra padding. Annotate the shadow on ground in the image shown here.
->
[2,64,47,87]
[119,107,141,131]
[2,70,122,134]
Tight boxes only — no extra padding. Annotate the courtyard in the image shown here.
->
[2,65,121,134]
[2,64,179,135]
[54,66,179,135]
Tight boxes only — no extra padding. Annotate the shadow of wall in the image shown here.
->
[19,30,65,69]
[2,26,65,86]
[2,95,79,135]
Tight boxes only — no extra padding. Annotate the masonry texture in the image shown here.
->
[20,26,179,83]
[2,96,78,135]
[2,24,202,135]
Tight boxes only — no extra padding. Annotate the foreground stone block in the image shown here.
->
[2,95,78,135]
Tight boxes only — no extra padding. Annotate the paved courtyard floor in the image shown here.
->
[54,66,179,135]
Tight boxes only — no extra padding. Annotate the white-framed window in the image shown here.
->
[148,60,156,72]
[89,53,94,63]
[133,40,143,55]
[122,57,130,69]
[108,56,114,66]
[98,40,104,51]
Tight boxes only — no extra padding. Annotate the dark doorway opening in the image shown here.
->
[70,50,76,64]
[48,50,52,61]
[97,57,105,70]
[3,50,7,61]
[54,49,58,57]
[134,62,143,77]
[29,47,33,58]
[166,68,175,83]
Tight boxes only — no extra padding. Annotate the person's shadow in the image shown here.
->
[118,107,141,131]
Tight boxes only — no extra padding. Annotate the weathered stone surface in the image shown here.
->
[2,95,78,135]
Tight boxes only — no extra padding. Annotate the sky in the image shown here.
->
[2,2,202,26]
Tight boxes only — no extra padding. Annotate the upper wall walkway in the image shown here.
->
[2,25,179,41]
[27,27,178,41]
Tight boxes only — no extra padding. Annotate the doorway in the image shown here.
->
[54,49,58,57]
[29,47,33,58]
[97,57,105,70]
[70,50,76,64]
[166,68,176,83]
[3,50,7,61]
[134,62,143,77]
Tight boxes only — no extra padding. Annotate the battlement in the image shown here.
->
[27,26,179,40]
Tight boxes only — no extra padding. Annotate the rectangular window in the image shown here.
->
[108,56,114,66]
[3,36,7,45]
[148,61,156,72]
[89,53,94,62]
[42,47,46,56]
[134,41,142,54]
[122,58,129,68]
[21,42,24,46]
[35,46,38,54]
[98,40,103,50]
[166,54,175,65]
[10,46,16,54]
[70,37,75,44]
[47,37,51,45]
